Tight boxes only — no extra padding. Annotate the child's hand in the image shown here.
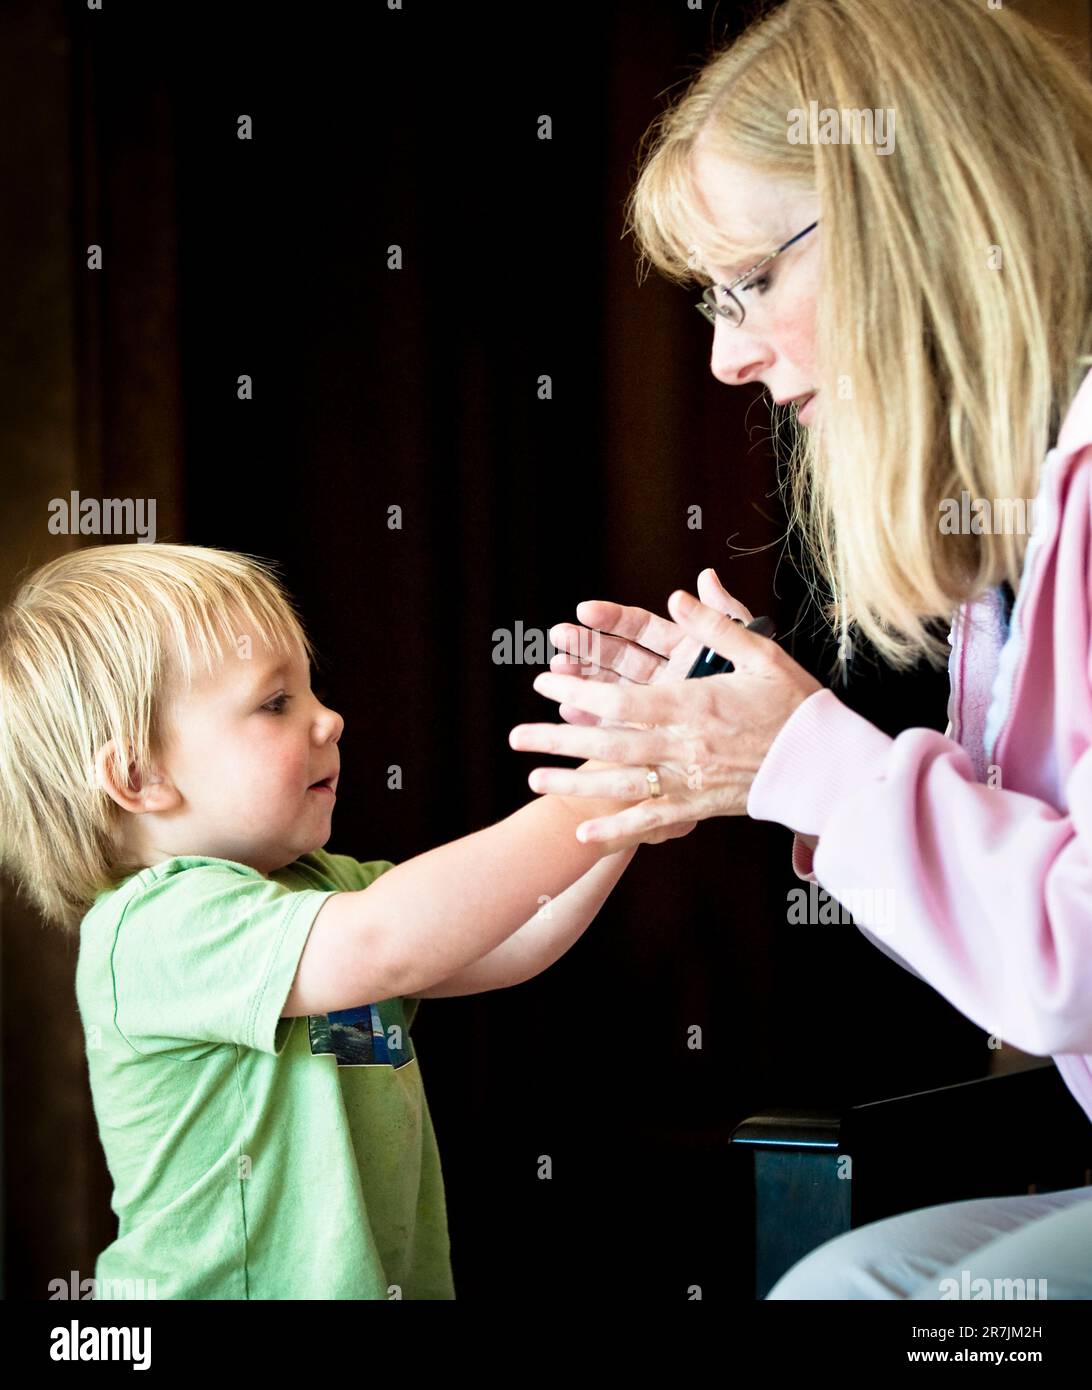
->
[547,569,754,727]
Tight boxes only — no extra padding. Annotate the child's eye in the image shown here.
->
[263,694,291,714]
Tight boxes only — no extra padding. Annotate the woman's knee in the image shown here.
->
[762,1189,1087,1300]
[765,1222,907,1300]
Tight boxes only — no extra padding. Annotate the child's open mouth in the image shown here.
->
[308,776,336,796]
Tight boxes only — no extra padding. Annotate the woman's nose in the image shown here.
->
[709,317,771,388]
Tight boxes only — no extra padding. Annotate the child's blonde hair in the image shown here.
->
[624,0,1092,673]
[0,542,317,932]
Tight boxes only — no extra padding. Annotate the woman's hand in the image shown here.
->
[571,760,700,854]
[510,588,824,850]
[532,568,749,852]
[547,568,752,725]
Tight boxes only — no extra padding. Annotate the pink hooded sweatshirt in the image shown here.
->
[747,365,1092,1125]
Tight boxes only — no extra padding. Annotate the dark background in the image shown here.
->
[3,0,1088,1301]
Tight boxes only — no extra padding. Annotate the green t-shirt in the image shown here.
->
[75,848,454,1299]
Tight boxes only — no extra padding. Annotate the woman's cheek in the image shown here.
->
[773,304,818,376]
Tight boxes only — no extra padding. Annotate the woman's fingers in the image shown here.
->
[640,818,699,845]
[695,568,754,623]
[547,655,615,725]
[658,570,754,681]
[549,620,667,684]
[547,660,646,729]
[510,718,668,764]
[575,795,701,850]
[560,577,753,687]
[527,764,673,800]
[573,600,694,662]
[591,813,700,855]
[548,650,618,681]
[545,575,756,698]
[558,704,603,727]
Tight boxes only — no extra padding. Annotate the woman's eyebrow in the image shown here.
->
[706,257,753,281]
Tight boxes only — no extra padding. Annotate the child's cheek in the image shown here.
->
[273,742,311,789]
[249,726,305,785]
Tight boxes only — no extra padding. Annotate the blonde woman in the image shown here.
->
[508,0,1092,1298]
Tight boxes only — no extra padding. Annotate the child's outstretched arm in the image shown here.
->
[281,760,666,1016]
[412,843,639,997]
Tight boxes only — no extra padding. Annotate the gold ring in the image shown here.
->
[645,766,664,798]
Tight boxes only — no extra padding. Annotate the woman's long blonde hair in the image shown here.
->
[625,0,1092,672]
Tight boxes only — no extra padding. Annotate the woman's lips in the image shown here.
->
[798,392,818,424]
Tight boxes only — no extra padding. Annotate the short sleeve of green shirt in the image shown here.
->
[99,852,393,1056]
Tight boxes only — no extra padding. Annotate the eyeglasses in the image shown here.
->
[695,219,819,327]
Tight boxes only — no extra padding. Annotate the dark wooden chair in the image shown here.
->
[730,1061,1092,1298]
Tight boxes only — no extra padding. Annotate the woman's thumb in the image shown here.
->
[696,568,753,623]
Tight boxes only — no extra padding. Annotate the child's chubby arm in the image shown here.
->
[412,841,638,997]
[281,760,687,1016]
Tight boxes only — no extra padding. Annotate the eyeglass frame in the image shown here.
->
[695,219,819,327]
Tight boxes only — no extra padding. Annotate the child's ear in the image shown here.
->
[93,739,179,813]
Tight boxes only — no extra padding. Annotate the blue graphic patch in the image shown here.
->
[307,999,415,1068]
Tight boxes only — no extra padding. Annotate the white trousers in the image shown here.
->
[766,1183,1092,1299]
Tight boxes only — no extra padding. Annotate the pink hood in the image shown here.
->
[748,365,1092,1123]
